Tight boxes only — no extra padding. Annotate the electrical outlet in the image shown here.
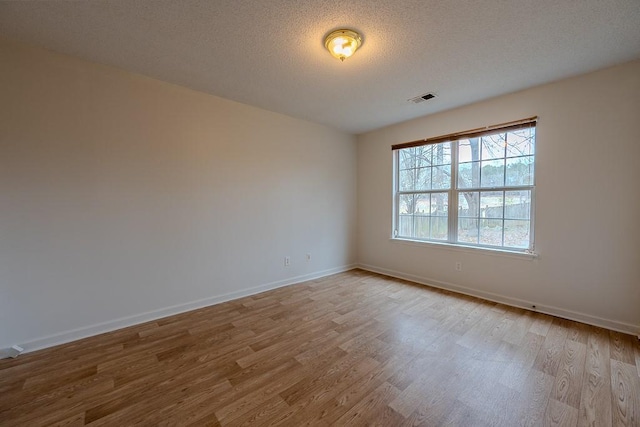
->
[306,253,311,262]
[455,261,462,271]
[284,256,290,267]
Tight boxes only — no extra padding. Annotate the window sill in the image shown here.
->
[389,237,538,260]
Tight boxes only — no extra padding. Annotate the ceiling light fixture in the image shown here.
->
[324,29,362,62]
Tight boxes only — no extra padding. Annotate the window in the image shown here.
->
[393,118,536,252]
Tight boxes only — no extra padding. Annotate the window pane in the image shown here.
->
[414,167,431,190]
[506,128,535,158]
[430,193,448,216]
[458,139,478,163]
[399,148,416,170]
[505,156,534,186]
[479,219,503,246]
[480,159,505,188]
[415,145,433,167]
[431,142,451,166]
[414,215,430,239]
[481,134,506,160]
[399,214,413,237]
[458,161,480,189]
[414,194,431,215]
[505,190,531,220]
[432,165,451,189]
[458,218,479,244]
[430,217,448,240]
[458,192,480,218]
[504,219,530,248]
[399,194,414,215]
[480,191,504,219]
[399,168,414,191]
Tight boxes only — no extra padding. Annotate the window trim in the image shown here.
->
[392,118,537,253]
[389,237,538,259]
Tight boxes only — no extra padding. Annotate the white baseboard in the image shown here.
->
[13,262,637,356]
[357,263,640,336]
[17,264,357,354]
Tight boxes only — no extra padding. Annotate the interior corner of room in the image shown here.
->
[1,1,640,423]
[1,34,639,353]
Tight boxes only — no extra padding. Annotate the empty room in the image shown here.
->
[1,1,639,426]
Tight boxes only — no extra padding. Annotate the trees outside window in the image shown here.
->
[394,122,535,251]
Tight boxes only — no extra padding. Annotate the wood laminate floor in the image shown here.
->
[1,270,639,426]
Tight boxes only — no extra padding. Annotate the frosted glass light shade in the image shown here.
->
[324,29,362,62]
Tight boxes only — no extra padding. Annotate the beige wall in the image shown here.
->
[2,36,638,352]
[0,38,357,350]
[357,60,640,334]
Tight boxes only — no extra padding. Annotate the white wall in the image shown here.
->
[0,38,357,350]
[2,36,638,353]
[357,60,640,334]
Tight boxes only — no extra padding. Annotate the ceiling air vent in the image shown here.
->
[409,93,437,104]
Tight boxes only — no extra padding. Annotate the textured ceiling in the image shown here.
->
[1,1,639,134]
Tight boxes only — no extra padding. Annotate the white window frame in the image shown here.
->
[392,120,536,254]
